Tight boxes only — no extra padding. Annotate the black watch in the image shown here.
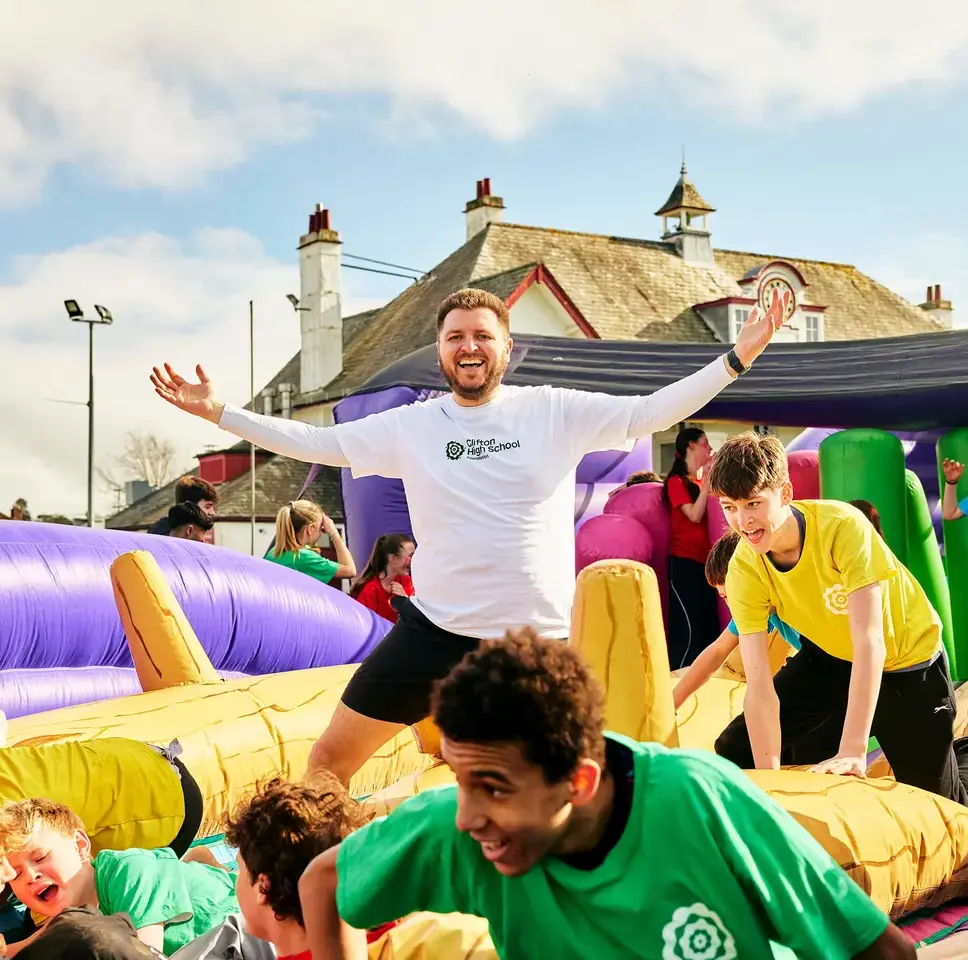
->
[726,348,747,377]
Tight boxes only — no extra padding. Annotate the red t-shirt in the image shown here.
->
[353,575,415,623]
[279,953,312,960]
[666,474,711,565]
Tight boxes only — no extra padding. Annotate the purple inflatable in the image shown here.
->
[0,522,392,718]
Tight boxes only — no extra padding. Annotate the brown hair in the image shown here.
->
[849,499,884,538]
[0,798,84,855]
[349,533,414,598]
[273,500,324,556]
[223,774,371,926]
[625,471,661,486]
[174,476,218,506]
[432,626,606,783]
[705,530,741,586]
[435,288,510,336]
[707,432,789,500]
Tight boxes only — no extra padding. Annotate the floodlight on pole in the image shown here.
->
[64,300,115,528]
[287,294,310,312]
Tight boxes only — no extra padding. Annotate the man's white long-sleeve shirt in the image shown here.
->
[220,357,734,638]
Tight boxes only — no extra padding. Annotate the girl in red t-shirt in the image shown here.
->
[662,427,720,669]
[349,534,415,623]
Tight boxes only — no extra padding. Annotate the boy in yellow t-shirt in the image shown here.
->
[707,432,966,804]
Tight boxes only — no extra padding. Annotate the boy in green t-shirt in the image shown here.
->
[0,798,238,956]
[298,628,914,960]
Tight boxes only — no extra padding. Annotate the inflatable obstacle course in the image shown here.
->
[373,559,968,923]
[5,550,433,836]
[0,522,392,717]
[940,427,968,678]
[818,428,963,677]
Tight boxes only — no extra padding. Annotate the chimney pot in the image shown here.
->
[483,177,492,196]
[321,208,331,231]
[935,283,942,302]
[476,180,484,200]
[926,285,933,302]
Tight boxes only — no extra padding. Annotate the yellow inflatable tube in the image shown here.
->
[5,667,432,838]
[110,551,221,690]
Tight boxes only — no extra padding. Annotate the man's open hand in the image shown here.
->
[734,288,791,369]
[150,363,222,423]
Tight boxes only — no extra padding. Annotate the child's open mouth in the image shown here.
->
[36,883,59,904]
[744,528,766,547]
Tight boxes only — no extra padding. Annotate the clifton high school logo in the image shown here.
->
[445,441,465,461]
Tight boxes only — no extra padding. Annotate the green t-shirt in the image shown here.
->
[336,735,889,960]
[266,547,339,584]
[93,848,239,957]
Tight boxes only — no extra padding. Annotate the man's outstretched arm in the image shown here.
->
[627,288,790,437]
[151,362,351,466]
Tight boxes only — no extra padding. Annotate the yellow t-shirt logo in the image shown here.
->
[823,583,849,616]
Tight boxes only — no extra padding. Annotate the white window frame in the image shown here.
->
[732,307,751,340]
[803,313,821,342]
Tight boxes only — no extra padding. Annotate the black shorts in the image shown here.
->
[341,598,481,725]
[168,755,204,858]
[715,637,968,804]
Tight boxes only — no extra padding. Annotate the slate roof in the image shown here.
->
[105,456,342,530]
[212,455,343,522]
[105,472,191,530]
[289,221,947,403]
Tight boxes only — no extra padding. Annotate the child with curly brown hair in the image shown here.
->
[222,774,374,960]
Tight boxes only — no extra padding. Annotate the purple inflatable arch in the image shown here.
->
[0,522,391,718]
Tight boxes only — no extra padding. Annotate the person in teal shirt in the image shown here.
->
[0,799,239,957]
[674,529,801,709]
[298,629,915,960]
[265,500,356,586]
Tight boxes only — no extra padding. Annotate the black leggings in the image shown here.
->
[715,637,968,805]
[667,555,721,670]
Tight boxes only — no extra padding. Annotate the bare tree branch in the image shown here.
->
[100,432,179,490]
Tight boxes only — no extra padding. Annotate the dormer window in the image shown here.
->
[732,307,750,339]
[804,313,821,342]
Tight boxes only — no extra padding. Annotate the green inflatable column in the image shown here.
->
[938,428,968,679]
[903,469,957,677]
[819,429,908,565]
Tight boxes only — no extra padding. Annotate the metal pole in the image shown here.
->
[87,320,95,528]
[249,300,256,556]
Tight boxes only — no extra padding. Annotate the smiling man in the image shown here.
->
[150,286,787,786]
[707,432,967,804]
[297,629,916,960]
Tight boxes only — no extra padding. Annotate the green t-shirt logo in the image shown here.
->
[662,903,736,960]
[445,441,465,461]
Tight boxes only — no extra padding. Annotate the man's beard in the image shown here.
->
[439,354,508,402]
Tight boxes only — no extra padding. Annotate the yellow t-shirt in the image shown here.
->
[726,500,941,670]
[0,738,185,853]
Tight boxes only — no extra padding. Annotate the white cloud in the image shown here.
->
[0,230,382,518]
[0,0,967,201]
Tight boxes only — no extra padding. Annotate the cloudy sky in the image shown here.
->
[2,0,967,518]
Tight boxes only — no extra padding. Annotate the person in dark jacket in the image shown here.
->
[147,478,218,538]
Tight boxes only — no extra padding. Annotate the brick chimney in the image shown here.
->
[298,204,343,395]
[464,178,505,241]
[917,283,954,328]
